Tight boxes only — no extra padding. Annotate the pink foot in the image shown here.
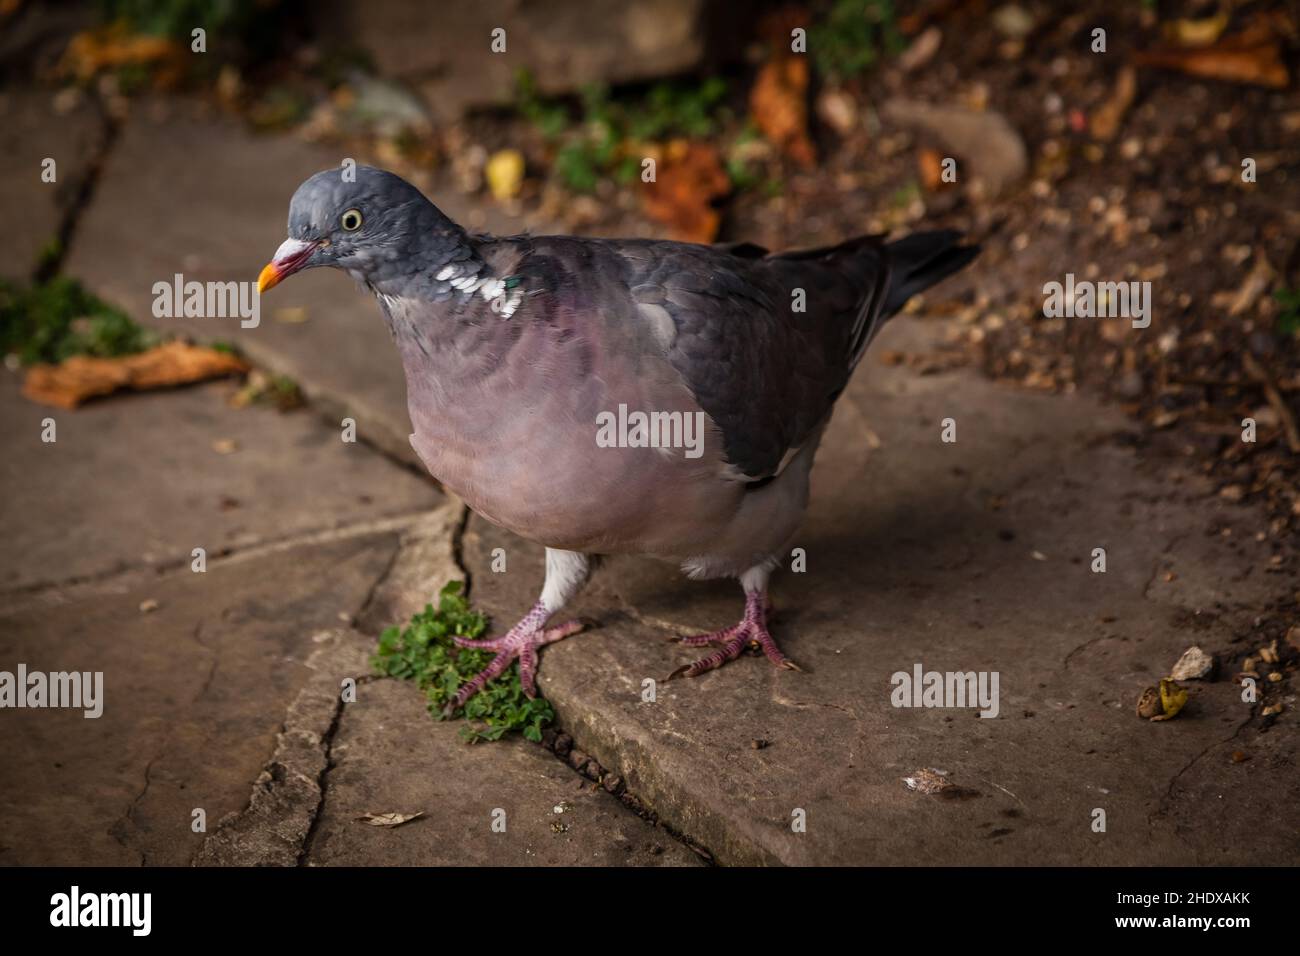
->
[445,601,584,713]
[668,591,802,680]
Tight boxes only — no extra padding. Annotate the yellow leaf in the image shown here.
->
[1165,13,1230,48]
[1151,678,1188,721]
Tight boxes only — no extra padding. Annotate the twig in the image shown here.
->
[1243,352,1300,454]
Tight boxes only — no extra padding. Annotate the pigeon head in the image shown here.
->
[258,165,467,293]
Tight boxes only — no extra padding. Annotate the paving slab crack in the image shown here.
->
[2,508,433,613]
[110,754,156,867]
[34,93,119,282]
[296,688,348,866]
[1142,530,1193,601]
[193,632,371,866]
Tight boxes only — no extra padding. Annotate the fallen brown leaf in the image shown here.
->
[22,341,250,410]
[917,147,950,192]
[750,55,816,169]
[355,811,424,828]
[1136,17,1290,88]
[641,141,730,243]
[60,24,185,86]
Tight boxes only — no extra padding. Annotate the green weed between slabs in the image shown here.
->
[0,276,156,366]
[372,581,555,743]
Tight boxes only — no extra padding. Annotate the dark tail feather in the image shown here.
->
[882,230,980,317]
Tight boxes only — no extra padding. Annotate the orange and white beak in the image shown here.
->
[257,238,320,293]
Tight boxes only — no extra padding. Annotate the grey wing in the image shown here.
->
[615,241,867,482]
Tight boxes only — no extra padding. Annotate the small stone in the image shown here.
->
[553,733,573,757]
[602,774,625,796]
[567,748,590,772]
[1219,484,1246,502]
[1170,645,1213,681]
[138,598,159,613]
[751,739,770,750]
[1231,750,1249,763]
[992,4,1035,38]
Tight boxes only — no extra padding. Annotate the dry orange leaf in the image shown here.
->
[750,56,817,169]
[917,147,952,192]
[1136,16,1290,89]
[641,141,730,244]
[23,341,249,410]
[60,24,184,84]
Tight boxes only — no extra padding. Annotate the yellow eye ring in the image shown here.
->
[341,209,363,231]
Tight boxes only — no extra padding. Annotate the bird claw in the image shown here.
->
[445,606,585,712]
[670,592,801,680]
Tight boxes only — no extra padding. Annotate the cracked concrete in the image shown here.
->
[0,377,439,595]
[0,89,108,281]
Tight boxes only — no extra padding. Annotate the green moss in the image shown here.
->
[0,276,156,366]
[372,581,555,743]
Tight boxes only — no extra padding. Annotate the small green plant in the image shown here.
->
[1275,287,1300,337]
[514,71,733,193]
[372,581,555,743]
[810,0,905,81]
[0,276,155,366]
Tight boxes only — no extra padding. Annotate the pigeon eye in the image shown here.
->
[340,209,363,231]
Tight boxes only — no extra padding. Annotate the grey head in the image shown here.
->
[258,165,472,294]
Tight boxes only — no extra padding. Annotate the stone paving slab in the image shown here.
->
[458,319,1298,866]
[0,374,439,593]
[62,97,544,465]
[0,530,401,866]
[0,369,428,865]
[319,0,708,122]
[300,670,703,866]
[0,89,106,280]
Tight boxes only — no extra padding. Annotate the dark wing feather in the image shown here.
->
[612,240,874,480]
[502,232,974,483]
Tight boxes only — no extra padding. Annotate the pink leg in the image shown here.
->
[668,590,801,681]
[447,601,584,712]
